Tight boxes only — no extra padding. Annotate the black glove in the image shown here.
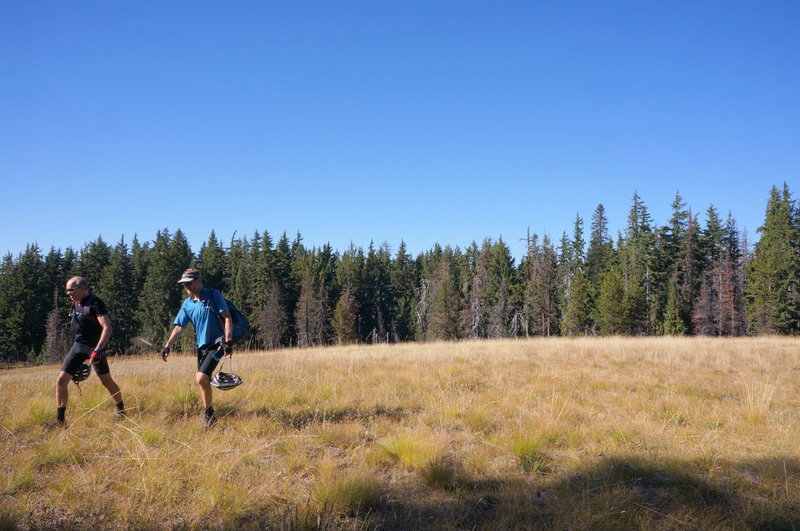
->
[160,347,170,361]
[221,341,233,355]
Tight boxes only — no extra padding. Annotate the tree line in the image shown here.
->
[1,184,798,363]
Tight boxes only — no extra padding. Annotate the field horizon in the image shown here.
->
[2,337,799,529]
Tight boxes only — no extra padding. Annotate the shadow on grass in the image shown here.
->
[220,404,416,429]
[5,455,799,529]
[231,455,800,530]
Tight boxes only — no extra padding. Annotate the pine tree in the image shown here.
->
[137,229,193,345]
[595,266,627,335]
[560,269,592,335]
[259,281,288,349]
[274,233,299,346]
[586,204,613,286]
[361,242,393,342]
[523,234,559,336]
[718,213,746,335]
[0,246,50,361]
[43,286,72,363]
[426,250,462,341]
[97,238,136,353]
[198,231,226,291]
[333,282,360,344]
[662,281,686,335]
[335,243,365,341]
[77,237,111,285]
[462,240,490,339]
[745,184,800,334]
[389,241,418,342]
[486,239,515,338]
[619,192,656,334]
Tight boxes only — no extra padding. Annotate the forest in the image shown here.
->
[1,184,797,363]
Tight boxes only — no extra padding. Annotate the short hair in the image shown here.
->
[67,276,89,288]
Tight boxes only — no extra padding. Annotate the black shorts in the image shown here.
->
[60,342,110,376]
[197,344,225,377]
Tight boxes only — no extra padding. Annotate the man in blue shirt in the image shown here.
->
[160,268,233,428]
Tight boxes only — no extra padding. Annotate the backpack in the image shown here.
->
[223,298,250,343]
[209,291,250,344]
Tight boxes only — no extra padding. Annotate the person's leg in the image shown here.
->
[55,371,72,424]
[95,359,122,404]
[195,371,213,409]
[196,345,223,427]
[55,344,89,425]
[97,372,126,419]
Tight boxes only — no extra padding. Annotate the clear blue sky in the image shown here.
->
[2,1,798,261]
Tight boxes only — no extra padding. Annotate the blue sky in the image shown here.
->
[2,1,798,261]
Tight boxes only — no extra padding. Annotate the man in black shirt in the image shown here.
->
[55,276,125,425]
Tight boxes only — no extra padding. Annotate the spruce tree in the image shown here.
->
[745,184,800,334]
[97,238,136,353]
[462,240,491,339]
[523,234,559,336]
[197,231,226,291]
[595,266,627,335]
[426,250,462,341]
[137,229,193,345]
[1,246,50,360]
[389,241,419,342]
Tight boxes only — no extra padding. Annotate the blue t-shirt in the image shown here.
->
[173,288,229,347]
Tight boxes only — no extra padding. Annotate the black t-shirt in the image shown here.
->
[71,294,108,345]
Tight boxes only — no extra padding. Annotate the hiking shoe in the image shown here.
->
[114,409,126,422]
[202,415,217,430]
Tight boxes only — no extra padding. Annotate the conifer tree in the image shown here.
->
[619,192,656,334]
[137,229,192,345]
[198,231,226,291]
[336,243,365,341]
[259,280,288,350]
[77,237,111,285]
[43,287,72,363]
[333,282,359,344]
[389,241,418,341]
[274,233,299,346]
[1,246,50,360]
[97,238,136,353]
[595,266,627,335]
[426,250,462,341]
[560,269,592,335]
[585,204,613,286]
[718,213,746,335]
[362,242,393,342]
[745,184,800,334]
[662,281,686,335]
[130,236,150,301]
[462,240,491,339]
[523,234,559,336]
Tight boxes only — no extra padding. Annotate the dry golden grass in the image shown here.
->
[1,336,799,529]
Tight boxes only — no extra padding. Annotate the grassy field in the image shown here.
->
[1,337,799,530]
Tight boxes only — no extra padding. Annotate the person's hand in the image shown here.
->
[89,350,103,365]
[160,347,170,362]
[221,341,233,357]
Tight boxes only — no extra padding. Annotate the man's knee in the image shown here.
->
[56,371,72,386]
[195,372,210,386]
